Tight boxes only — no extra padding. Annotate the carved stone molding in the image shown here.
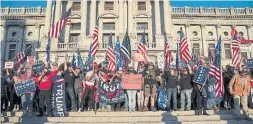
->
[200,24,206,29]
[185,24,190,28]
[35,23,40,29]
[246,25,252,29]
[216,24,221,28]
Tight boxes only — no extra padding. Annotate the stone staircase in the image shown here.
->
[1,109,253,124]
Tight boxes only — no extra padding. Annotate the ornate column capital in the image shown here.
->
[200,24,206,29]
[35,23,40,29]
[216,24,221,28]
[246,25,252,29]
[232,24,237,28]
[185,24,190,28]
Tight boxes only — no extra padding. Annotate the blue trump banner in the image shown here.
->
[32,64,44,74]
[52,75,66,117]
[193,65,210,85]
[98,79,125,104]
[14,80,36,96]
[247,59,253,68]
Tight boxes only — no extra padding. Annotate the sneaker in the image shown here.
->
[178,108,185,111]
[78,108,82,112]
[244,117,253,121]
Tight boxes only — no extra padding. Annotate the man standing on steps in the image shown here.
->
[178,65,193,111]
[229,68,253,121]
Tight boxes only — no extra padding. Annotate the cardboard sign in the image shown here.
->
[5,62,14,69]
[122,74,142,89]
[27,56,35,66]
[193,65,210,85]
[32,64,44,74]
[247,59,253,68]
[14,80,36,96]
[132,53,145,62]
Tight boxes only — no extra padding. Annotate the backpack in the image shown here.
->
[157,87,168,110]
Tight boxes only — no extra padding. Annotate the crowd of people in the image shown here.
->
[1,56,253,121]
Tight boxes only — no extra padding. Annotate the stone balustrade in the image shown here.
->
[57,42,161,50]
[0,7,45,15]
[171,7,253,15]
[1,6,252,16]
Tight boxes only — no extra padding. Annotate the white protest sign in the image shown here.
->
[5,62,14,69]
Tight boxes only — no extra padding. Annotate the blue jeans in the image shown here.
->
[75,88,83,109]
[21,92,35,110]
[126,90,137,111]
[166,88,177,110]
[66,87,76,110]
[180,89,193,109]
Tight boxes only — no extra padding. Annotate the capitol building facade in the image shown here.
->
[1,0,253,68]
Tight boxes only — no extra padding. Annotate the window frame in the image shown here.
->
[69,33,80,43]
[102,33,115,48]
[104,2,114,10]
[224,43,232,59]
[72,2,81,11]
[193,43,200,56]
[8,44,16,60]
[137,2,146,10]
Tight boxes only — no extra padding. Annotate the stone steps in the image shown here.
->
[1,110,253,124]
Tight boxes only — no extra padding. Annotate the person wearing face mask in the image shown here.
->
[229,68,252,121]
[178,64,193,111]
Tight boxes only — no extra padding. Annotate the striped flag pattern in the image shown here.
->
[106,33,116,71]
[232,33,241,69]
[137,30,148,67]
[16,52,25,68]
[48,7,72,38]
[91,24,99,57]
[120,31,131,67]
[231,27,253,44]
[209,36,224,98]
[179,27,191,64]
[164,32,173,66]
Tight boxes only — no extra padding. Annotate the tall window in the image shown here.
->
[137,33,149,47]
[103,23,115,30]
[138,2,146,10]
[193,43,200,56]
[70,34,80,43]
[25,44,32,57]
[72,2,81,11]
[8,44,16,60]
[224,43,232,59]
[137,23,148,30]
[102,33,115,48]
[208,43,215,56]
[241,52,248,59]
[104,2,114,10]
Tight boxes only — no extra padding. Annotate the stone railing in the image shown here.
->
[172,7,253,15]
[58,42,159,50]
[0,7,46,15]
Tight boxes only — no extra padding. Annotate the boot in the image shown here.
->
[36,108,43,117]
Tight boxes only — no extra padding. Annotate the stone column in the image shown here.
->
[201,25,207,56]
[64,1,73,44]
[35,24,40,50]
[119,0,124,35]
[52,0,61,49]
[81,0,88,37]
[43,0,52,48]
[247,25,253,57]
[124,0,127,31]
[1,25,8,62]
[90,0,97,36]
[154,0,161,36]
[18,24,25,52]
[185,24,191,52]
[128,0,134,34]
[163,0,172,36]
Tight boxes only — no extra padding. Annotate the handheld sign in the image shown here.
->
[14,80,36,96]
[32,64,44,74]
[247,59,253,68]
[193,65,210,85]
[132,53,145,62]
[122,74,142,89]
[5,62,14,69]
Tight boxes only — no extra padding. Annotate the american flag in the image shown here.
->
[15,45,32,69]
[48,7,72,38]
[91,22,99,57]
[137,30,148,67]
[209,36,224,98]
[121,31,131,66]
[231,27,253,44]
[164,32,173,67]
[232,33,241,69]
[106,33,116,71]
[179,27,191,64]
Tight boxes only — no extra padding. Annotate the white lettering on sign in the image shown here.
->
[5,62,14,69]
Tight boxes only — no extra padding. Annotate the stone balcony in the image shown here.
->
[0,7,46,15]
[171,7,253,15]
[57,42,164,51]
[1,6,252,16]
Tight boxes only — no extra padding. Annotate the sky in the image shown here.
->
[0,0,252,8]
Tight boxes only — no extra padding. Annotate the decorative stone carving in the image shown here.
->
[24,26,38,41]
[7,26,21,42]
